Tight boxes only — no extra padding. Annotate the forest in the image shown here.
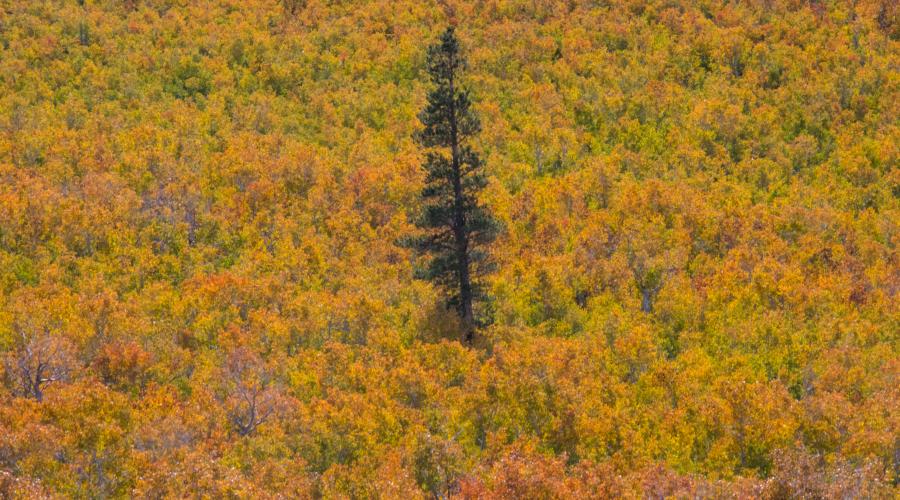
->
[0,0,898,498]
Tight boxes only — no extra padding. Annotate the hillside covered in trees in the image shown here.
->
[0,0,898,497]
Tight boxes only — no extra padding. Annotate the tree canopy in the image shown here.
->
[409,26,498,344]
[0,0,897,497]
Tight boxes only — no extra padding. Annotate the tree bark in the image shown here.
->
[448,71,475,343]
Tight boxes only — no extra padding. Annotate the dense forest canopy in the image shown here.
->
[0,0,897,497]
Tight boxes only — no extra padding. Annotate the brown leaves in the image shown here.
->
[762,447,893,499]
[93,341,151,391]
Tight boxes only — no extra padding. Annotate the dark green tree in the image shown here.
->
[412,26,497,344]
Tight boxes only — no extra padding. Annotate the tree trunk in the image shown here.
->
[448,72,475,344]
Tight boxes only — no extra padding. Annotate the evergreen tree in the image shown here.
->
[412,26,497,344]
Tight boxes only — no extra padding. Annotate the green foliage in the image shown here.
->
[165,57,212,101]
[409,27,498,342]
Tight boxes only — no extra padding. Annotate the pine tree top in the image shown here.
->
[417,27,480,149]
[425,26,464,85]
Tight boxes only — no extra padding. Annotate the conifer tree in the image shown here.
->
[412,26,497,344]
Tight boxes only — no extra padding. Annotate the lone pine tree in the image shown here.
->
[412,27,497,344]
